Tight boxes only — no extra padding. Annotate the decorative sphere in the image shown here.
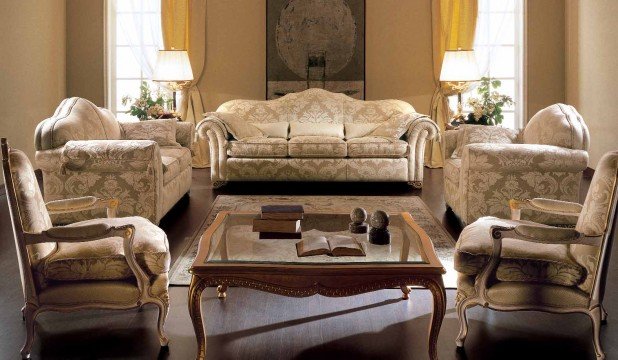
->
[370,210,389,229]
[350,207,367,224]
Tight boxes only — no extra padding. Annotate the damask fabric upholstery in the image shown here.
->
[288,136,347,158]
[252,122,289,138]
[369,113,415,139]
[227,138,288,158]
[455,217,586,287]
[41,216,170,281]
[8,149,56,264]
[35,97,122,151]
[347,137,408,158]
[160,147,192,184]
[457,273,590,308]
[35,98,193,224]
[452,124,520,158]
[197,88,439,185]
[523,103,590,151]
[38,279,141,305]
[345,123,379,139]
[571,151,618,293]
[289,122,345,138]
[210,112,265,140]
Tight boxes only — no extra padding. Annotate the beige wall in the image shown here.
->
[566,0,618,169]
[64,0,567,121]
[66,0,105,106]
[0,0,66,167]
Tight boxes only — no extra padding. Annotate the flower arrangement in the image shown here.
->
[465,77,514,126]
[121,81,176,121]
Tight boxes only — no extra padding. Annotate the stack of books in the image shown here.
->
[253,205,304,239]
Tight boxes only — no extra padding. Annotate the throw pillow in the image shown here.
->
[345,123,380,139]
[452,124,520,158]
[369,113,413,139]
[215,112,265,140]
[121,119,179,147]
[289,122,344,139]
[251,122,289,139]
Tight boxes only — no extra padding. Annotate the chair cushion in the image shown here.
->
[160,147,192,184]
[289,123,344,138]
[288,136,347,158]
[41,216,170,281]
[347,137,408,158]
[227,138,288,158]
[455,217,586,287]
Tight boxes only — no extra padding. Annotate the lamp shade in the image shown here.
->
[152,50,194,82]
[439,50,480,82]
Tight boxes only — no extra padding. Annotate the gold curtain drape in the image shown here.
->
[161,0,209,168]
[425,0,478,168]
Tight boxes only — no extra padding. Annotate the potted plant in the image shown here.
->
[121,81,177,121]
[465,77,514,126]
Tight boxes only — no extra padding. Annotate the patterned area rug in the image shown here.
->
[169,195,457,288]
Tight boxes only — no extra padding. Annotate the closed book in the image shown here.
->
[259,232,303,240]
[253,219,301,233]
[261,205,304,220]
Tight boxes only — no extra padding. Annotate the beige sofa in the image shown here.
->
[35,97,194,224]
[196,88,439,188]
[443,103,590,226]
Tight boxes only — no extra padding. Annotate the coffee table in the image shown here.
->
[188,212,446,359]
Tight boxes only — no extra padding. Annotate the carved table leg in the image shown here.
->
[189,276,208,360]
[217,285,228,299]
[400,285,411,300]
[427,276,446,360]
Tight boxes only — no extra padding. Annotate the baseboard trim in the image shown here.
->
[584,167,595,179]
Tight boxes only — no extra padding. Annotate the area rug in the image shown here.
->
[169,195,457,288]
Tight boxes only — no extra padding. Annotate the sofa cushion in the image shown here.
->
[214,112,265,140]
[252,122,289,138]
[121,119,180,147]
[41,216,170,281]
[455,217,586,287]
[227,138,288,158]
[345,123,379,139]
[289,122,344,139]
[347,137,408,158]
[160,147,192,184]
[288,136,347,158]
[369,113,413,139]
[452,124,519,158]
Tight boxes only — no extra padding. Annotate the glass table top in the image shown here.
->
[202,213,430,265]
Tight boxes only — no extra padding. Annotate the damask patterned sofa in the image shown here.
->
[443,103,590,226]
[196,88,439,188]
[35,97,194,224]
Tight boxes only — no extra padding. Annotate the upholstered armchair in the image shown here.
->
[454,150,618,359]
[443,104,590,226]
[35,97,194,224]
[2,139,170,359]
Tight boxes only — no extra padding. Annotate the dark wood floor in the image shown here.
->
[1,168,615,360]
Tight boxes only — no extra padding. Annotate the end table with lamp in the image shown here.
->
[152,49,194,114]
[439,49,480,128]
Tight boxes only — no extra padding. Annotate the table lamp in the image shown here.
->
[152,49,194,112]
[439,49,480,124]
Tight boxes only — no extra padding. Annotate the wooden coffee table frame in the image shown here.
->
[188,211,446,360]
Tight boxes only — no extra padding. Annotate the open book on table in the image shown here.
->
[296,235,366,257]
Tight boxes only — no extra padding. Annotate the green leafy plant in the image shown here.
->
[121,81,174,121]
[465,77,514,126]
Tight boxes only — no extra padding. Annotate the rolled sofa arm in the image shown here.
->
[196,115,230,182]
[462,143,589,172]
[60,139,161,172]
[404,114,439,187]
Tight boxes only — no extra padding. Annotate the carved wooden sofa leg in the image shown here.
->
[212,181,227,189]
[408,181,423,189]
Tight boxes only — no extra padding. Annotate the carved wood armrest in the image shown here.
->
[509,198,583,220]
[46,197,120,218]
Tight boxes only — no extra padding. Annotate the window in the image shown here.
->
[106,0,164,120]
[450,0,524,129]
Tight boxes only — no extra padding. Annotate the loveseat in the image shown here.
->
[443,103,589,226]
[196,88,439,188]
[35,97,194,224]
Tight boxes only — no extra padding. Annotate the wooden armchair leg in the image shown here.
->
[156,299,170,347]
[589,307,606,360]
[21,305,38,359]
[456,298,474,348]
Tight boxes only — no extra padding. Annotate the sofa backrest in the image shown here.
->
[216,88,415,125]
[523,103,590,151]
[35,97,122,151]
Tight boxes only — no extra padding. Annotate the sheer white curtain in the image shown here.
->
[112,0,163,79]
[474,0,513,77]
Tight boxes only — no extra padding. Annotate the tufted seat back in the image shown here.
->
[523,103,590,151]
[35,97,122,151]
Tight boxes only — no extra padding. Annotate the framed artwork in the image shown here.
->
[266,0,366,100]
